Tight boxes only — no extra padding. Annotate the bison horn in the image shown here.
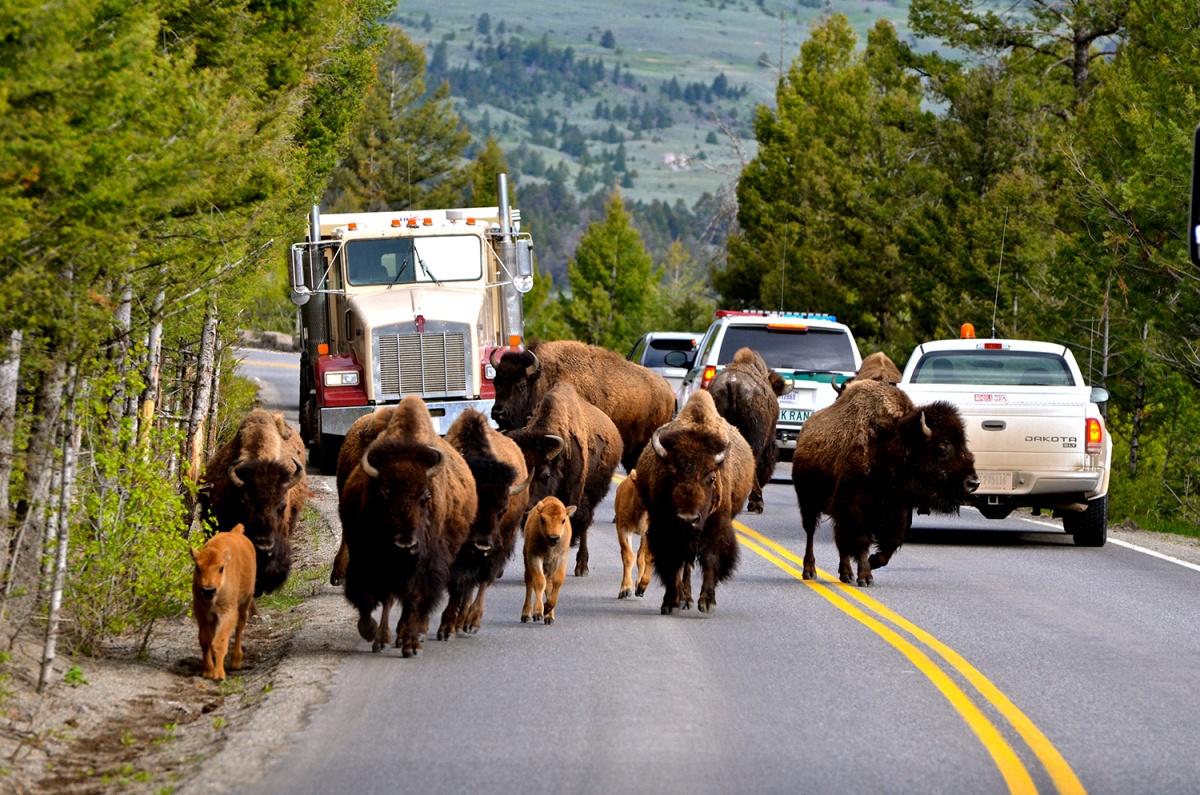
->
[425,445,446,477]
[489,346,504,368]
[510,470,534,496]
[525,348,541,377]
[833,378,848,396]
[920,411,932,438]
[360,449,380,479]
[651,427,668,459]
[714,441,731,465]
[544,434,565,461]
[284,457,304,489]
[227,458,247,488]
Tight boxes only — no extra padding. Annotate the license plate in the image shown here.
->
[779,409,812,424]
[979,471,1013,491]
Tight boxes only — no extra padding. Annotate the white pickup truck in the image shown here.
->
[898,334,1112,546]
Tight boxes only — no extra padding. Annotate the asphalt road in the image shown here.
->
[226,347,1200,795]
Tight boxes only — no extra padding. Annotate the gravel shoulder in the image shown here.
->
[2,485,1198,794]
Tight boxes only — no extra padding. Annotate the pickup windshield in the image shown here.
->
[345,235,482,286]
[719,327,858,373]
[909,350,1075,386]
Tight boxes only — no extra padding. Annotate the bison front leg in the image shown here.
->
[697,519,738,614]
[396,598,426,658]
[522,556,546,623]
[800,511,819,580]
[677,562,694,611]
[572,516,591,577]
[458,583,487,634]
[655,554,685,615]
[437,586,466,641]
[330,537,350,586]
[372,598,394,653]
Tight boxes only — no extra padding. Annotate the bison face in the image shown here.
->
[463,456,524,555]
[360,440,446,554]
[490,350,543,430]
[509,431,582,509]
[897,402,979,513]
[652,426,730,529]
[227,457,304,552]
[191,546,230,601]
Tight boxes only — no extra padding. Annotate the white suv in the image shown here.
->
[673,310,861,457]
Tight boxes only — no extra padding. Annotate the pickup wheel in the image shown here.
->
[1065,495,1107,547]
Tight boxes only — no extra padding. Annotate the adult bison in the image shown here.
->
[438,409,531,639]
[201,408,308,595]
[336,396,476,656]
[634,390,754,615]
[791,379,978,586]
[707,347,789,514]
[491,340,673,473]
[506,382,622,577]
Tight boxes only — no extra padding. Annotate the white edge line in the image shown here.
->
[1106,538,1200,573]
[998,513,1200,574]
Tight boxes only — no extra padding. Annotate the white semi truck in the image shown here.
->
[288,176,533,473]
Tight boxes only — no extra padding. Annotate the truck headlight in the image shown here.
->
[324,371,360,387]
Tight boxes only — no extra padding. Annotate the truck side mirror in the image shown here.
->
[1091,386,1110,404]
[1190,123,1200,268]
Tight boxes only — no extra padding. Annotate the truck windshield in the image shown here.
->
[345,235,482,286]
[719,327,858,373]
[910,351,1075,386]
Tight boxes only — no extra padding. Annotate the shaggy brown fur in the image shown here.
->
[491,340,673,473]
[201,408,308,596]
[634,390,755,616]
[834,352,904,397]
[707,347,786,514]
[521,497,577,625]
[438,409,531,639]
[792,379,978,586]
[507,382,623,578]
[191,524,257,681]
[337,396,476,657]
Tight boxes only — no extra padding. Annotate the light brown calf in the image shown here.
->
[615,472,653,599]
[521,497,577,625]
[191,524,257,680]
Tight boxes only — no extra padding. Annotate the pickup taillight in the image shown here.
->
[1085,417,1104,453]
[700,365,717,390]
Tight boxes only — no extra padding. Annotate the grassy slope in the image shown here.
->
[392,0,920,208]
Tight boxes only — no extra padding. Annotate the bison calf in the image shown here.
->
[614,472,653,599]
[522,497,577,625]
[191,524,257,681]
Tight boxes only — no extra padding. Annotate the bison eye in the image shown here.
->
[708,472,717,484]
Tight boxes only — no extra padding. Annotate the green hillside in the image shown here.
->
[390,0,923,276]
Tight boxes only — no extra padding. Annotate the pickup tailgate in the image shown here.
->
[899,384,1105,497]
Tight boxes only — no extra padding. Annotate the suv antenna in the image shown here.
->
[990,208,1009,339]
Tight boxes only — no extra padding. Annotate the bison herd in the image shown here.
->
[191,340,979,671]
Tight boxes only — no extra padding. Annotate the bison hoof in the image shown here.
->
[635,587,646,597]
[618,589,632,599]
[533,613,543,623]
[856,577,873,587]
[748,498,764,514]
[436,627,453,641]
[574,565,589,577]
[521,614,530,623]
[839,573,854,584]
[371,639,384,653]
[802,569,815,580]
[698,598,715,614]
[545,616,555,625]
[401,644,422,658]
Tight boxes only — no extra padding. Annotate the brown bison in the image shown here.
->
[491,340,673,473]
[614,472,653,599]
[521,496,577,624]
[833,351,903,396]
[507,382,623,578]
[191,523,257,681]
[438,409,532,639]
[707,347,789,514]
[201,408,308,596]
[634,390,755,615]
[791,379,979,586]
[336,396,476,657]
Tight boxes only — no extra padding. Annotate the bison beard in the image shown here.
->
[792,380,978,586]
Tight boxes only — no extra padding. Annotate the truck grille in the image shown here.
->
[377,332,468,398]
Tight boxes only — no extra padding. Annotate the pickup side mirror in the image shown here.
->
[1091,386,1110,404]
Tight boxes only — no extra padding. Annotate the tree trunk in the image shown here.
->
[0,330,24,576]
[37,366,80,694]
[1129,375,1144,478]
[108,282,133,439]
[186,305,219,483]
[2,355,66,646]
[138,288,165,447]
[205,335,224,463]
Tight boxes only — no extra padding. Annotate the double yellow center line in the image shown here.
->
[735,523,1085,795]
